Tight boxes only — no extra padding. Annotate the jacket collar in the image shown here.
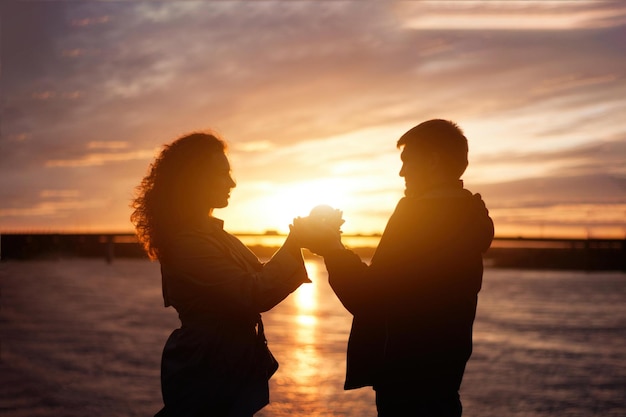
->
[410,180,467,199]
[197,216,225,233]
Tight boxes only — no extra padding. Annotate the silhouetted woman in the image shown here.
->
[131,132,310,417]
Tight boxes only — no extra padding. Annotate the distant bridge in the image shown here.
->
[1,233,624,271]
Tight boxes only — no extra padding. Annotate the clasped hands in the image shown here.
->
[289,205,345,256]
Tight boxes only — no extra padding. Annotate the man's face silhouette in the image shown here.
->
[399,145,438,197]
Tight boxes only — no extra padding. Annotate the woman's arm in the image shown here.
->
[163,230,309,315]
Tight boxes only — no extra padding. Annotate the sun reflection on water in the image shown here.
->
[295,278,317,313]
[291,261,321,384]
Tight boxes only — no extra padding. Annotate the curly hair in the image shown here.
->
[130,132,226,260]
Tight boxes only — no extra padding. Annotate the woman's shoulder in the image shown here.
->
[164,227,225,258]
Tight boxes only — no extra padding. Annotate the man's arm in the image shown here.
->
[323,249,371,315]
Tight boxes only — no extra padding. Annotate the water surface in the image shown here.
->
[1,259,624,416]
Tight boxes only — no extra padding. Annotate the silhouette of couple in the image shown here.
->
[131,119,494,417]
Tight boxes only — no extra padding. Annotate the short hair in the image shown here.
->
[131,132,226,260]
[397,119,468,179]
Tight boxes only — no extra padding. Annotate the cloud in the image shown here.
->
[71,15,110,28]
[476,174,626,209]
[87,141,129,150]
[472,139,626,180]
[233,140,275,153]
[530,73,619,96]
[45,148,158,167]
[0,196,104,219]
[40,189,81,198]
[396,1,626,30]
[468,173,626,238]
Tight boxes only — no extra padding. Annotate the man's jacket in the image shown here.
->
[324,184,494,394]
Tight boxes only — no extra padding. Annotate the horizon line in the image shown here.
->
[0,230,624,241]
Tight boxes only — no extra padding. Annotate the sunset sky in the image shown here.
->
[1,1,625,238]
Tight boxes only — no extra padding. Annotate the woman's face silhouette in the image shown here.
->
[203,152,237,210]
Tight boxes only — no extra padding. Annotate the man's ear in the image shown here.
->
[429,151,455,181]
[427,151,441,172]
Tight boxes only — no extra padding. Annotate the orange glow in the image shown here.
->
[254,179,350,233]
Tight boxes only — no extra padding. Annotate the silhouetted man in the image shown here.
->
[302,119,494,416]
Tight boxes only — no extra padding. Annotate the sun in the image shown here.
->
[256,179,349,233]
